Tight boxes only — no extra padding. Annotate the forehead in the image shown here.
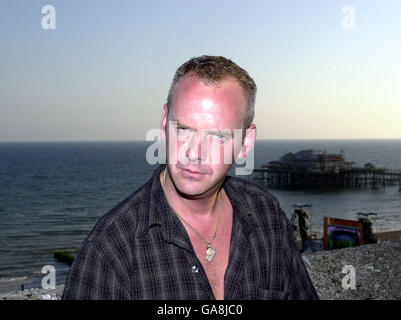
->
[170,75,247,129]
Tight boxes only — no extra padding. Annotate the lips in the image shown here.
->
[182,168,203,174]
[178,167,209,177]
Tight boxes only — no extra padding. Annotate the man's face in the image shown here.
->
[161,74,252,197]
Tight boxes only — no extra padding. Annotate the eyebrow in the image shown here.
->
[206,130,232,137]
[174,121,232,137]
[176,121,194,130]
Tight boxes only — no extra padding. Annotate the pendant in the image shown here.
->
[206,245,216,262]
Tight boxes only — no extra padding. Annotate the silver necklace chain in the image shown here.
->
[162,169,221,261]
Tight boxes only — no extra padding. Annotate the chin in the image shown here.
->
[172,177,211,197]
[177,187,208,198]
[171,171,227,199]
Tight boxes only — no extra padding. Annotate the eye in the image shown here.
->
[211,133,227,144]
[177,127,192,136]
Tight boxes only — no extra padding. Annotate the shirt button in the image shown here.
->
[191,266,199,273]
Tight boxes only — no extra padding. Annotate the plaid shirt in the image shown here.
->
[62,165,319,300]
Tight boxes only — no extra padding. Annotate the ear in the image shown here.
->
[161,104,168,141]
[238,124,257,159]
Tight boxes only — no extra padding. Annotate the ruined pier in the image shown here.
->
[250,149,401,190]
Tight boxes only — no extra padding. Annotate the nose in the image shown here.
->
[186,133,206,163]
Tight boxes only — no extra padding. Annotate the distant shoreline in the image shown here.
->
[1,138,401,144]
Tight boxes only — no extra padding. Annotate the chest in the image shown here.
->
[133,210,282,299]
[184,205,233,300]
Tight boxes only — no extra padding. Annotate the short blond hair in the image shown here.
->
[167,55,257,129]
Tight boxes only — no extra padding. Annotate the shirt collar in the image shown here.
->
[136,164,259,238]
[222,175,260,232]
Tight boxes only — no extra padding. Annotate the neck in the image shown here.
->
[161,168,223,218]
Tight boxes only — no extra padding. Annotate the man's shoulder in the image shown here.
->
[84,178,152,245]
[226,175,279,203]
[225,175,287,228]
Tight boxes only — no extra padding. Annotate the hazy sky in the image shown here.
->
[1,0,401,142]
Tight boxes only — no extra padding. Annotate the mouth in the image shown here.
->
[178,167,208,178]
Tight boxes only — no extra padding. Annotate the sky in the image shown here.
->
[1,0,401,142]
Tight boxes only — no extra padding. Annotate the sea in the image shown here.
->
[0,140,400,293]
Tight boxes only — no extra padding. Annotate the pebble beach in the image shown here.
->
[304,241,401,299]
[1,241,400,300]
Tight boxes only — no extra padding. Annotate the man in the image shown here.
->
[62,55,319,300]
